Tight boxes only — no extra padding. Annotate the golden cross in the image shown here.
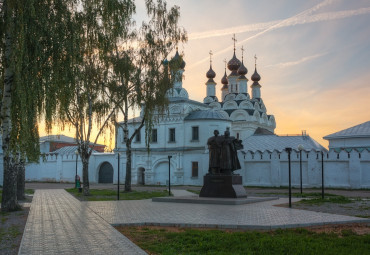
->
[232,34,237,51]
[254,54,257,67]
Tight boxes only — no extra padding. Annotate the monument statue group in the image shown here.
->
[207,130,243,175]
[200,130,247,198]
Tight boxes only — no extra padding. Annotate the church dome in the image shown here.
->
[184,109,230,121]
[170,49,186,69]
[251,68,261,82]
[227,52,241,71]
[237,61,248,76]
[221,70,228,85]
[206,65,216,79]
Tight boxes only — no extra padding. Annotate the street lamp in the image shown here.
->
[117,152,121,200]
[298,144,304,194]
[168,155,172,196]
[75,150,78,188]
[285,147,292,208]
[321,151,325,199]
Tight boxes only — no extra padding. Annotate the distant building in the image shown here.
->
[40,135,105,153]
[243,128,326,153]
[323,121,370,152]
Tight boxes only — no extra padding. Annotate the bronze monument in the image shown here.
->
[200,130,247,198]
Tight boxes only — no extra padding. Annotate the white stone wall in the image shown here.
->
[1,149,369,189]
[25,153,117,184]
[242,149,370,188]
[327,137,370,149]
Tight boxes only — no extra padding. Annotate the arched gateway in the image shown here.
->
[98,162,113,183]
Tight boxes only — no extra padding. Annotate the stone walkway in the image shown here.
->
[19,189,370,254]
[18,189,146,255]
[87,197,369,230]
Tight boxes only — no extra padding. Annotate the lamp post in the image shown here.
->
[75,150,78,188]
[321,151,324,199]
[117,152,120,200]
[298,144,304,194]
[168,155,172,196]
[285,147,292,208]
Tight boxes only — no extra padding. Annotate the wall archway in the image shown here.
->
[138,167,145,185]
[98,162,114,183]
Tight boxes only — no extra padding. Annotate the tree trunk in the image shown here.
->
[81,150,90,196]
[17,160,25,200]
[1,1,21,212]
[124,142,132,192]
[1,157,21,212]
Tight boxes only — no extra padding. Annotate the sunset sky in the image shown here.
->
[159,0,370,147]
[42,0,370,149]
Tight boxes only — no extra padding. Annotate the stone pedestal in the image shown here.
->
[199,174,247,198]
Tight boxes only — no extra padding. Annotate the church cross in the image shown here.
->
[254,54,257,67]
[232,34,237,51]
[241,46,245,61]
[209,50,213,65]
[223,59,227,70]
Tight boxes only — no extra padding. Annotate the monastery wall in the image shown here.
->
[1,149,369,189]
[240,149,370,189]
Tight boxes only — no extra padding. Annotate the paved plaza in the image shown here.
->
[19,188,370,254]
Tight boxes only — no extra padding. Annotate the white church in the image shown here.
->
[115,45,277,186]
[1,45,369,189]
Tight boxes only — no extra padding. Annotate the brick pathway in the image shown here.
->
[19,188,370,254]
[87,197,369,230]
[19,189,146,255]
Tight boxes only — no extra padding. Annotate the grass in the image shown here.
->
[66,188,169,201]
[25,189,34,195]
[117,227,370,255]
[257,191,338,198]
[299,195,352,205]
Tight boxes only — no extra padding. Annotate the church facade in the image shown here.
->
[116,46,276,185]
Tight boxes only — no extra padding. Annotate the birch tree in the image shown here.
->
[107,0,187,192]
[52,0,135,196]
[0,0,75,211]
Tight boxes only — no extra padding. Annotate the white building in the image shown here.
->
[116,47,276,185]
[323,121,370,152]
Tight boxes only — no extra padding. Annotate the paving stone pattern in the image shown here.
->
[19,189,147,255]
[87,197,369,230]
[19,188,370,254]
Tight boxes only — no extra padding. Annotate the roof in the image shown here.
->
[254,127,274,135]
[50,145,98,154]
[323,121,370,140]
[40,135,104,146]
[242,134,326,153]
[119,116,143,125]
[184,110,230,121]
[40,135,76,144]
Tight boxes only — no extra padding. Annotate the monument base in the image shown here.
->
[199,174,247,198]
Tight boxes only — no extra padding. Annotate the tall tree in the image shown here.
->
[107,0,187,192]
[0,0,76,211]
[55,0,135,196]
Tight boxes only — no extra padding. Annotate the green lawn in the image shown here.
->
[66,188,169,201]
[118,227,370,255]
